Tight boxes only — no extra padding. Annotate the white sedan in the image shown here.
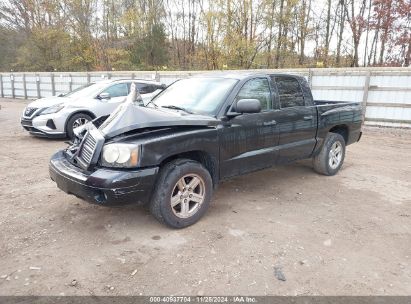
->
[20,79,165,138]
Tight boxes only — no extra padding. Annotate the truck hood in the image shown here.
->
[98,102,219,139]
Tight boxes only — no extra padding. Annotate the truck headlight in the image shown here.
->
[39,103,64,115]
[101,143,139,168]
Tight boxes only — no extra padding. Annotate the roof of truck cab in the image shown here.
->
[194,71,304,80]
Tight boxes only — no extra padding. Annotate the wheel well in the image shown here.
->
[65,111,96,132]
[160,151,218,187]
[329,125,349,143]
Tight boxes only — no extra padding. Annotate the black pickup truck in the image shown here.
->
[49,72,363,228]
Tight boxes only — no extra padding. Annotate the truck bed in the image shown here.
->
[313,100,363,146]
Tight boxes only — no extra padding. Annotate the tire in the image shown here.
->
[150,159,213,228]
[66,113,92,139]
[312,132,346,176]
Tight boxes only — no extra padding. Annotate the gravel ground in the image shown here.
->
[0,99,410,296]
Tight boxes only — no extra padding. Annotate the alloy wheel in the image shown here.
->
[170,174,205,219]
[329,141,343,169]
[72,117,89,129]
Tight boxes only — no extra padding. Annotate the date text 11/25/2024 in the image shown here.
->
[149,296,257,303]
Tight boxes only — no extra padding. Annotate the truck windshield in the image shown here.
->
[152,77,238,115]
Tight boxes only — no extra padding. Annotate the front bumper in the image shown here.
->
[49,151,159,206]
[21,117,66,138]
[21,110,68,138]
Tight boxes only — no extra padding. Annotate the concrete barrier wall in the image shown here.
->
[1,68,410,128]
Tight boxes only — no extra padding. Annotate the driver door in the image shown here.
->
[219,77,280,179]
[97,82,130,115]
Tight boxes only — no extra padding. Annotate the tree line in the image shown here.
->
[0,0,410,72]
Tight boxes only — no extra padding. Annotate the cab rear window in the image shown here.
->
[273,76,305,108]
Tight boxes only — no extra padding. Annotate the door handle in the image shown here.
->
[303,115,314,120]
[263,120,277,126]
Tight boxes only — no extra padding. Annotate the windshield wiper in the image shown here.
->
[144,99,158,108]
[161,105,193,114]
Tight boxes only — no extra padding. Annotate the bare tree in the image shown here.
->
[344,0,368,66]
[336,0,346,66]
[298,0,312,65]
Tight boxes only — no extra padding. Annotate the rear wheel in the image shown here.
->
[312,132,346,176]
[150,159,213,228]
[66,113,92,139]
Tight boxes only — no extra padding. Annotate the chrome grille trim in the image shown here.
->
[23,107,38,118]
[74,126,105,170]
[80,132,97,164]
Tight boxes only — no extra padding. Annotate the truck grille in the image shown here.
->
[24,107,38,117]
[80,132,97,164]
[72,126,104,170]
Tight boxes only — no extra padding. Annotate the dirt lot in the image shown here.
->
[0,99,410,296]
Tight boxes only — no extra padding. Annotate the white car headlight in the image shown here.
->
[101,143,140,168]
[40,103,64,115]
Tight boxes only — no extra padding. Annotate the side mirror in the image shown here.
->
[160,83,167,90]
[98,92,111,100]
[235,99,261,114]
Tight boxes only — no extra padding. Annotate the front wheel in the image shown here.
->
[312,132,346,176]
[150,159,213,228]
[66,113,92,139]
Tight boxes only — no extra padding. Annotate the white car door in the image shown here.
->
[97,83,129,115]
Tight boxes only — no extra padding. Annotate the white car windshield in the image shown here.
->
[63,82,109,98]
[152,77,238,115]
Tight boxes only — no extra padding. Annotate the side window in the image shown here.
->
[102,83,129,98]
[136,83,156,94]
[274,76,304,108]
[235,78,271,111]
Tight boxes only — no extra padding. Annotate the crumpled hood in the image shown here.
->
[98,102,218,139]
